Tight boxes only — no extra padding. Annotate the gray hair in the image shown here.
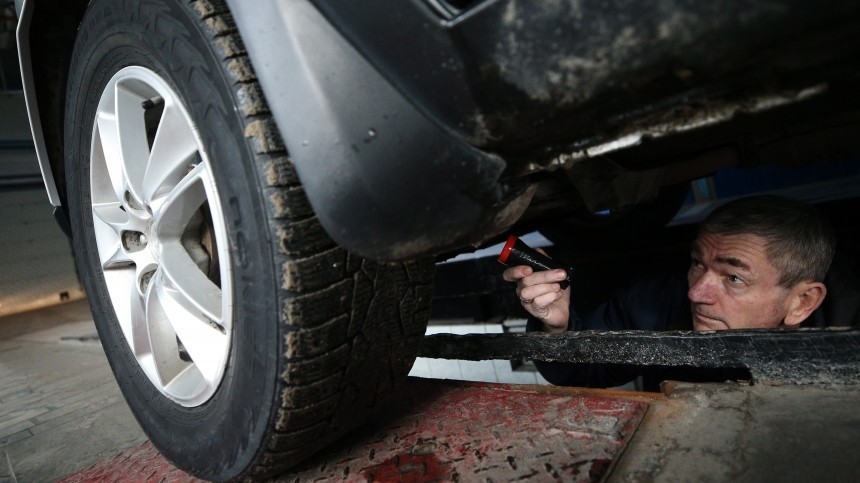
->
[699,195,835,287]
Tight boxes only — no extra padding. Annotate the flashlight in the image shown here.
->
[497,235,572,289]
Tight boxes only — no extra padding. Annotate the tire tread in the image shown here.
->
[191,0,435,478]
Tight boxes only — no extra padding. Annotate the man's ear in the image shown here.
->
[783,282,827,327]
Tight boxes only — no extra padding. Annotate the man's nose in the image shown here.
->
[688,271,717,303]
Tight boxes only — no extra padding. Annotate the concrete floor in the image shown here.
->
[4,299,859,482]
[0,300,146,482]
[0,92,85,318]
[0,299,549,482]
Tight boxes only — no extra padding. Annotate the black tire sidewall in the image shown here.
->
[64,0,278,478]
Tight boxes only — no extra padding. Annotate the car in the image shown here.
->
[14,0,860,480]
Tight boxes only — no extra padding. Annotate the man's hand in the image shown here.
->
[502,265,571,333]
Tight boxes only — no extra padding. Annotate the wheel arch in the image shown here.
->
[223,0,532,261]
[16,0,88,208]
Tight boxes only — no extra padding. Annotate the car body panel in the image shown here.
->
[14,0,860,259]
[312,0,860,156]
[14,0,61,206]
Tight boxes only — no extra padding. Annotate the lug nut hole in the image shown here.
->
[122,231,148,252]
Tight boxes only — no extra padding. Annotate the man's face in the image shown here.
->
[687,232,791,331]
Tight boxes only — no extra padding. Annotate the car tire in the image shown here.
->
[63,0,434,480]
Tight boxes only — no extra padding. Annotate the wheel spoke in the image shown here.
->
[92,203,132,269]
[131,273,156,359]
[114,83,152,204]
[103,267,138,348]
[144,269,195,387]
[160,242,223,324]
[162,365,205,398]
[94,111,126,202]
[152,163,209,232]
[154,265,227,384]
[143,101,200,205]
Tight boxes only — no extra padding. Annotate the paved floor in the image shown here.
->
[0,92,85,319]
[0,300,549,481]
[3,300,859,482]
[0,300,146,482]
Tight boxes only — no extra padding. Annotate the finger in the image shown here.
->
[520,283,561,303]
[502,265,533,282]
[533,289,563,310]
[532,303,550,319]
[520,269,568,286]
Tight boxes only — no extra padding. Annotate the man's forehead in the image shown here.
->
[692,232,773,268]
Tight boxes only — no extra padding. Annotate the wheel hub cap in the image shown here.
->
[89,66,232,406]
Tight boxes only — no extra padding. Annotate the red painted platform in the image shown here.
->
[59,442,202,482]
[61,379,655,481]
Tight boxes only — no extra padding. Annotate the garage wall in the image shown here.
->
[0,92,84,317]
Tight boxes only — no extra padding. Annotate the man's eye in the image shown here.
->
[690,258,704,269]
[728,275,744,284]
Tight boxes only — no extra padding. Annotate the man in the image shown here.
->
[503,195,857,388]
